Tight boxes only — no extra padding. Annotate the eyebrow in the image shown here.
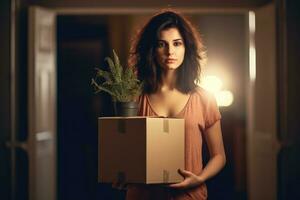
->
[158,39,183,42]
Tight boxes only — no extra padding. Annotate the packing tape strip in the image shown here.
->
[117,119,126,134]
[163,169,169,182]
[163,119,169,133]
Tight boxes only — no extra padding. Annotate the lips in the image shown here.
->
[165,58,177,63]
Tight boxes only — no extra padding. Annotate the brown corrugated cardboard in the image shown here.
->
[98,117,184,184]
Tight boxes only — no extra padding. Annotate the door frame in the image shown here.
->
[9,3,282,200]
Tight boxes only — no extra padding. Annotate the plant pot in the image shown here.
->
[114,101,138,117]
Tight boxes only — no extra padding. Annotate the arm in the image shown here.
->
[198,120,226,181]
[169,120,226,189]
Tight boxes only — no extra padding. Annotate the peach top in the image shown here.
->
[126,87,221,200]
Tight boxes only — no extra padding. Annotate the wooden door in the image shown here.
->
[28,6,56,200]
[247,2,279,200]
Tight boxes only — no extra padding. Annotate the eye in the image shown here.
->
[174,41,183,46]
[157,41,166,48]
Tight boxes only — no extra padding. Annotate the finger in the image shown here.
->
[169,181,186,189]
[178,169,191,177]
[169,179,189,188]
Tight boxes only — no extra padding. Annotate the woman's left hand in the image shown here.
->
[168,169,204,189]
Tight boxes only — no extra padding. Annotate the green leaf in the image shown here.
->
[91,50,143,102]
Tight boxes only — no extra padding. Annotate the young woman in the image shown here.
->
[126,10,226,200]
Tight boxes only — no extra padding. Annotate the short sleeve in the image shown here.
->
[204,92,221,129]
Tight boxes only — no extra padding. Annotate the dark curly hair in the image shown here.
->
[128,9,206,94]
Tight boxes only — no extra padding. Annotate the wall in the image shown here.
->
[278,0,300,199]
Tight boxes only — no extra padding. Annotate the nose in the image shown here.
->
[167,45,175,55]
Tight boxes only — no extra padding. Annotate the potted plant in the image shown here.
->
[91,50,143,116]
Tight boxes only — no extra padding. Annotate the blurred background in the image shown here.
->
[1,0,300,200]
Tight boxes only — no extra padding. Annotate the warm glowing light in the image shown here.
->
[215,90,234,107]
[200,76,223,93]
[249,46,256,81]
[249,11,256,81]
[249,11,255,34]
[198,75,234,107]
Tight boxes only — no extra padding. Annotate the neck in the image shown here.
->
[160,69,177,91]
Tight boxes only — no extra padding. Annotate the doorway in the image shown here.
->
[56,12,248,200]
[56,15,115,200]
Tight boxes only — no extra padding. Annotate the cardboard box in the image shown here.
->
[98,117,184,184]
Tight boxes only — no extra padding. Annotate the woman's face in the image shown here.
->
[155,27,185,70]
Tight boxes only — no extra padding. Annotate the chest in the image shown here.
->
[147,91,191,117]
